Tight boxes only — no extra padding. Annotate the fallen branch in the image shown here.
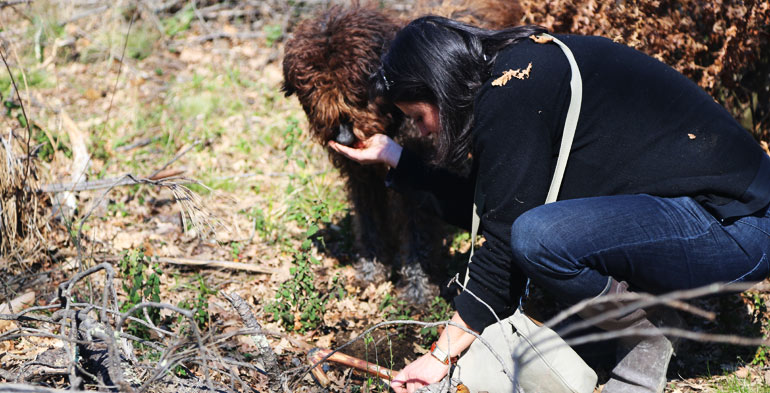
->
[38,172,190,193]
[148,169,186,181]
[0,0,31,8]
[113,137,155,152]
[148,140,202,180]
[59,5,109,26]
[53,251,277,274]
[0,384,90,393]
[199,9,259,20]
[172,32,263,47]
[222,292,281,392]
[156,257,276,274]
[549,282,761,339]
[566,325,770,348]
[307,348,393,387]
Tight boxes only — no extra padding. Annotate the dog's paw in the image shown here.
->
[352,256,389,284]
[395,264,439,305]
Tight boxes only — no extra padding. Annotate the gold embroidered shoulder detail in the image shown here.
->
[491,62,533,86]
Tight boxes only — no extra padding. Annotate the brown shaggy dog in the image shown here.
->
[282,2,521,304]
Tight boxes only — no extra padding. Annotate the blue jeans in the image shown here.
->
[510,194,770,302]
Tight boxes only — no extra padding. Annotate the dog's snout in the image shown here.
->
[335,122,356,146]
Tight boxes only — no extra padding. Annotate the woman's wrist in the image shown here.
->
[429,341,458,365]
[432,312,477,359]
[382,139,403,168]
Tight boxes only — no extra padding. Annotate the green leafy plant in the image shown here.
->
[749,292,770,366]
[285,180,346,239]
[177,274,217,330]
[163,4,195,38]
[265,227,327,333]
[249,207,273,238]
[263,24,283,47]
[712,374,770,393]
[360,334,393,392]
[378,293,413,339]
[380,293,412,321]
[33,127,72,162]
[119,248,162,338]
[753,346,769,367]
[229,241,242,261]
[282,117,302,165]
[108,200,129,218]
[126,25,160,60]
[420,296,453,344]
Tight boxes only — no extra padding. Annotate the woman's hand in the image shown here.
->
[391,353,449,393]
[328,134,403,168]
[391,312,478,393]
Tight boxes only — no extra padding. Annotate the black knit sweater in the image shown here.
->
[386,35,770,333]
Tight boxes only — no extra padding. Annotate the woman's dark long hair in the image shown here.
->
[371,16,545,166]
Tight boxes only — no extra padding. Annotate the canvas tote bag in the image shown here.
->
[451,34,597,393]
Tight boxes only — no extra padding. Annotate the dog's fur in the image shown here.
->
[282,2,521,304]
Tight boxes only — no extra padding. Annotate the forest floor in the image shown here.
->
[1,1,770,392]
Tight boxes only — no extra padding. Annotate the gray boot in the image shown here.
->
[578,278,673,393]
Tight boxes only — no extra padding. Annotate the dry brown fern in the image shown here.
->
[492,62,533,86]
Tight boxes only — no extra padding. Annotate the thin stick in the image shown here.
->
[38,172,191,193]
[59,5,109,25]
[0,0,32,8]
[148,140,201,179]
[307,348,393,387]
[156,257,277,274]
[222,292,281,391]
[566,326,770,348]
[548,282,755,340]
[0,383,91,393]
[172,31,263,46]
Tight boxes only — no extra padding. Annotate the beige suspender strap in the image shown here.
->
[464,34,582,287]
[464,184,482,287]
[545,34,582,204]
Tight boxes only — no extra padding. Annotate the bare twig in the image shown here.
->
[59,5,109,25]
[113,137,155,152]
[117,301,214,392]
[190,0,213,35]
[307,348,393,387]
[50,251,276,274]
[157,257,276,274]
[56,263,121,388]
[0,0,32,8]
[548,282,757,339]
[171,31,263,47]
[211,327,311,351]
[0,384,91,393]
[221,292,281,391]
[39,174,182,193]
[148,140,202,179]
[566,325,770,348]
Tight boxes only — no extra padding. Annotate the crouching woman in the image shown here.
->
[330,15,770,393]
